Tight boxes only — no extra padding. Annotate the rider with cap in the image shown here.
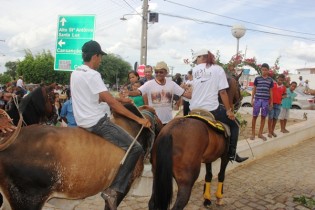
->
[70,40,151,210]
[189,49,248,163]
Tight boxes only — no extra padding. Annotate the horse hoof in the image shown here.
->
[216,198,224,206]
[203,199,212,208]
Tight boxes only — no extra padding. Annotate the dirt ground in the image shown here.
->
[174,108,304,140]
[237,113,304,140]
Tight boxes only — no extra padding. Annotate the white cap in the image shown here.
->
[192,49,209,63]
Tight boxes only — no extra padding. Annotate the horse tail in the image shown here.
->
[154,133,173,210]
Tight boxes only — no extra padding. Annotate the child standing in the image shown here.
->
[250,63,274,141]
[268,74,286,138]
[279,81,297,133]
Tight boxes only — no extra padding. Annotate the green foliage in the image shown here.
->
[235,112,247,128]
[4,61,18,79]
[99,54,132,86]
[15,50,70,85]
[0,73,12,85]
[241,90,251,97]
[293,195,315,209]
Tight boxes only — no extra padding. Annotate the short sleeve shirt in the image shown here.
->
[281,88,297,109]
[272,83,286,104]
[189,64,229,111]
[139,79,184,124]
[70,65,110,128]
[254,76,274,100]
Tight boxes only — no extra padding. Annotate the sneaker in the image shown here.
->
[101,188,117,210]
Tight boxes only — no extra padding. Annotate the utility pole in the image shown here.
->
[140,0,149,65]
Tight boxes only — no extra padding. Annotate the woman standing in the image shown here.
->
[189,49,248,163]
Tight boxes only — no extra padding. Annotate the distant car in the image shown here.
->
[241,87,315,110]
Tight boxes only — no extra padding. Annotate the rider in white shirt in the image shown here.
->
[190,49,248,163]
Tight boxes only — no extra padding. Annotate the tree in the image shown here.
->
[0,73,12,85]
[99,54,132,86]
[17,50,71,85]
[4,61,18,79]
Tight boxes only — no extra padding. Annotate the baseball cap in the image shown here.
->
[82,40,107,55]
[192,49,209,63]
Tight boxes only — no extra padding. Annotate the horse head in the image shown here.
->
[112,103,162,159]
[42,84,58,125]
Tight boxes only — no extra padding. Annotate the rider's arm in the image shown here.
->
[99,91,151,128]
[219,89,235,120]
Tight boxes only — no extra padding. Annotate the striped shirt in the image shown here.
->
[254,76,274,100]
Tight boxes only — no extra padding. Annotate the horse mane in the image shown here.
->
[19,86,45,114]
[114,103,157,158]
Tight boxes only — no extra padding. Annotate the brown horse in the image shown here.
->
[149,75,243,210]
[0,103,162,210]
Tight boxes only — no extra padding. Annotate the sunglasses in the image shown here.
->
[155,70,165,74]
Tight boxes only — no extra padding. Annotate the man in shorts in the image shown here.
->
[250,63,274,141]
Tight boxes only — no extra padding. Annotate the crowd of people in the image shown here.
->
[250,63,298,141]
[2,40,304,210]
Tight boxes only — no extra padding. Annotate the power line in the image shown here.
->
[157,12,315,42]
[122,0,142,16]
[164,0,315,37]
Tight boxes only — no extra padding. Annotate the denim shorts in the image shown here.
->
[253,98,269,117]
[268,104,281,119]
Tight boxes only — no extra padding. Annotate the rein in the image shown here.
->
[12,94,27,126]
[120,105,155,165]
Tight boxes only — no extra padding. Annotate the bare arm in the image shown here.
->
[251,86,256,106]
[99,91,151,128]
[219,89,235,120]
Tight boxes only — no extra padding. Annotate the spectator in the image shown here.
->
[60,89,77,127]
[16,76,26,94]
[250,63,274,141]
[173,73,183,110]
[140,65,154,84]
[267,74,286,138]
[182,70,193,116]
[54,93,62,121]
[279,81,297,133]
[128,61,190,124]
[298,76,305,87]
[128,81,144,107]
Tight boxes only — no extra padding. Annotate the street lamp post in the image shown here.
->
[231,24,246,56]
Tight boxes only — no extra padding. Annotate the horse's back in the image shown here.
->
[0,125,125,199]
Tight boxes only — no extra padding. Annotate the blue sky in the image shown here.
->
[0,0,314,75]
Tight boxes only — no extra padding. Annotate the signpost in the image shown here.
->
[54,15,95,71]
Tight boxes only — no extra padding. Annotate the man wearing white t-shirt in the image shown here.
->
[128,61,191,124]
[190,49,248,163]
[70,40,151,210]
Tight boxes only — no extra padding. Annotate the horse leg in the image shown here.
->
[215,158,229,206]
[171,167,200,210]
[203,163,213,207]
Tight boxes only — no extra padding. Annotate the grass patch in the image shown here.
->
[293,195,315,209]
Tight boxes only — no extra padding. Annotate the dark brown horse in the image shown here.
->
[0,103,162,210]
[149,75,243,210]
[6,84,57,126]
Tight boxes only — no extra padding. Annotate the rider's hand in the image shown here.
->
[0,124,16,133]
[137,118,151,128]
[226,110,235,120]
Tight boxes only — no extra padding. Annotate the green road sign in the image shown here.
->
[54,15,95,71]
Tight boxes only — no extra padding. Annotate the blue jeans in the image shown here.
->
[210,105,239,154]
[86,115,143,193]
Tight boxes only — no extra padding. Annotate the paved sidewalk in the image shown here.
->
[43,137,315,210]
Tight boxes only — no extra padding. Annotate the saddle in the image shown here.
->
[0,109,22,151]
[185,108,231,137]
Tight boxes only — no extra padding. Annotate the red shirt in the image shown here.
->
[272,83,286,104]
